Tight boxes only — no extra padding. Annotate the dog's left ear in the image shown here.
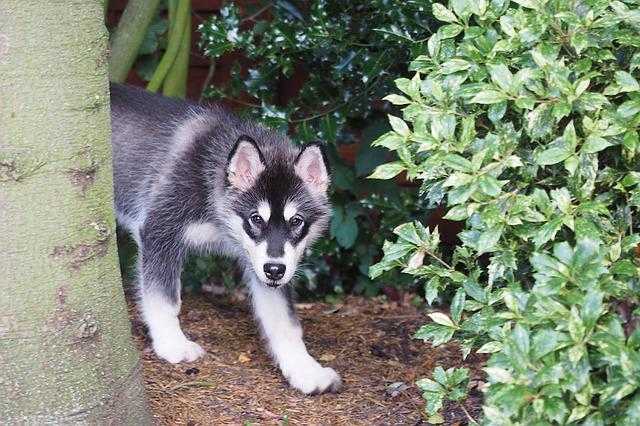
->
[295,142,330,194]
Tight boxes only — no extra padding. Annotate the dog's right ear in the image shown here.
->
[226,136,265,190]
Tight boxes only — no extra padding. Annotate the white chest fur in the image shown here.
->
[183,222,219,246]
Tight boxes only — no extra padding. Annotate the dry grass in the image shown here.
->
[128,293,483,425]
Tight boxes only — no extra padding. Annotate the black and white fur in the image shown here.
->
[110,83,341,394]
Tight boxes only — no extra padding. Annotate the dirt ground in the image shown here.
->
[128,292,484,425]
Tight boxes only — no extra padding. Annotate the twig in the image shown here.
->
[425,248,453,270]
[199,59,216,102]
[459,402,478,425]
[168,380,216,391]
[241,3,273,23]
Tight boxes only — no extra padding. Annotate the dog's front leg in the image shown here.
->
[138,244,205,364]
[248,275,342,394]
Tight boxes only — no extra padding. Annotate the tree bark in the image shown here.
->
[0,1,150,423]
[108,0,162,83]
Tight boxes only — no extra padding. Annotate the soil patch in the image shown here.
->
[129,294,483,425]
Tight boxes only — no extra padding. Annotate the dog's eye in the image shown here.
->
[290,216,304,228]
[249,213,264,226]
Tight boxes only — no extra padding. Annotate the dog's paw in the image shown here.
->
[153,337,205,364]
[287,365,342,395]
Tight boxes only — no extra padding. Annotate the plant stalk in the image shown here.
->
[163,0,191,98]
[147,0,190,92]
[108,0,162,82]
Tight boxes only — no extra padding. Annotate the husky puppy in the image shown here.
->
[110,83,341,394]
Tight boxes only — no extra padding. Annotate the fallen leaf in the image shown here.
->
[238,353,251,363]
[295,303,315,310]
[323,305,343,314]
[319,353,336,362]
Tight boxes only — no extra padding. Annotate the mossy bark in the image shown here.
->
[0,1,150,423]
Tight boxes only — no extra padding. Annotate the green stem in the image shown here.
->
[147,0,190,92]
[425,248,453,270]
[108,0,162,82]
[163,0,191,98]
[167,0,177,33]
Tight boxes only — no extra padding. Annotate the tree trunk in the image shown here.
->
[0,1,150,423]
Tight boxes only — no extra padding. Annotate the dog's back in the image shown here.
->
[110,84,197,220]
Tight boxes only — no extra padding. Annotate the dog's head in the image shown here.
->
[223,135,330,287]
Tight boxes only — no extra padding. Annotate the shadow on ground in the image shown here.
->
[128,293,483,425]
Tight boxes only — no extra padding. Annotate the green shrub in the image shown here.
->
[370,0,640,423]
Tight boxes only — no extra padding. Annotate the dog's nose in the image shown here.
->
[264,263,286,280]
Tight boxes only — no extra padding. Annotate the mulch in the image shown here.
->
[128,292,484,425]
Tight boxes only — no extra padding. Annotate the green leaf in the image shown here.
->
[618,99,640,118]
[532,329,568,359]
[443,154,473,172]
[139,18,169,55]
[470,90,508,104]
[477,226,503,254]
[414,323,455,346]
[425,392,444,416]
[368,162,405,179]
[440,59,472,74]
[527,104,555,139]
[432,3,458,23]
[511,0,540,9]
[450,288,466,324]
[424,277,441,305]
[488,101,507,123]
[383,94,411,105]
[567,405,591,423]
[393,222,423,246]
[330,207,359,248]
[388,115,410,137]
[487,63,513,93]
[615,71,640,92]
[478,175,502,197]
[477,341,503,353]
[396,76,420,99]
[416,378,444,393]
[443,204,469,220]
[372,131,405,151]
[512,324,530,356]
[582,135,613,153]
[535,143,573,165]
[438,24,464,39]
[581,289,603,330]
[484,367,514,384]
[429,312,456,327]
[431,114,457,141]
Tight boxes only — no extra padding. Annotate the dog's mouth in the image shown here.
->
[253,271,286,288]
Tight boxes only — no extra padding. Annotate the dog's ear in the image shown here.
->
[295,142,330,194]
[226,136,265,190]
